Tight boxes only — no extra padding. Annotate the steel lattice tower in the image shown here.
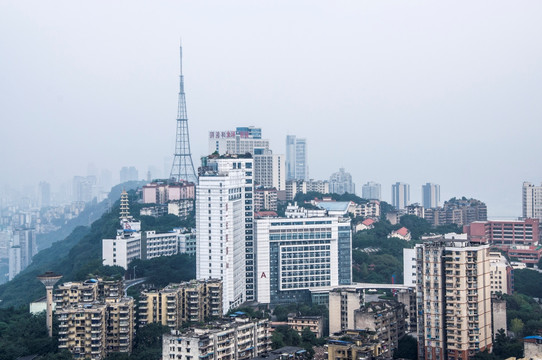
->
[170,45,197,184]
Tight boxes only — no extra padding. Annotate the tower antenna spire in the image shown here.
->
[170,44,197,184]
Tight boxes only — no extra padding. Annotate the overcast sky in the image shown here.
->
[1,1,542,217]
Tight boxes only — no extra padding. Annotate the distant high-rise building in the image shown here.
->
[254,151,285,191]
[361,181,381,200]
[196,154,254,311]
[99,169,112,193]
[391,182,410,210]
[72,176,96,202]
[329,168,355,195]
[285,135,308,181]
[38,181,51,208]
[9,228,37,280]
[523,181,542,221]
[422,183,440,209]
[120,166,138,184]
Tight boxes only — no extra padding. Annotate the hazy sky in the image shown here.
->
[1,1,542,217]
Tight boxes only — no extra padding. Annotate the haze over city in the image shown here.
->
[2,1,542,217]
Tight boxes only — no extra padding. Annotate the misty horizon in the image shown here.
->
[2,1,542,218]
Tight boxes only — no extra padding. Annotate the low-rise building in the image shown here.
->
[285,179,331,201]
[464,219,541,265]
[252,346,309,360]
[405,203,424,218]
[388,227,411,241]
[142,181,195,204]
[355,218,375,232]
[162,316,271,360]
[287,315,324,338]
[524,336,542,360]
[325,330,384,360]
[103,227,196,270]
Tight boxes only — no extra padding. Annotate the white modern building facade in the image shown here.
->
[392,182,410,210]
[255,206,352,304]
[422,183,440,209]
[523,181,542,221]
[102,227,195,270]
[196,155,254,311]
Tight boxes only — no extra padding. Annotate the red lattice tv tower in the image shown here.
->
[170,45,197,184]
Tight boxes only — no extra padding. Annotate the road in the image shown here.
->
[124,278,146,296]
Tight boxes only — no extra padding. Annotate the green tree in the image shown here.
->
[393,335,417,360]
[510,318,524,338]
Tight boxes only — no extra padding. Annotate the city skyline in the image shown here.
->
[2,1,542,218]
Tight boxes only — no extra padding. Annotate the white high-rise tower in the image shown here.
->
[196,155,254,311]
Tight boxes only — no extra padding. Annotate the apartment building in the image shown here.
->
[254,152,285,191]
[328,288,363,334]
[415,238,492,360]
[55,278,123,309]
[57,298,134,359]
[162,317,271,360]
[254,188,278,212]
[57,303,108,360]
[55,278,134,360]
[354,301,408,356]
[104,297,134,353]
[488,252,513,295]
[139,279,223,328]
[425,198,487,227]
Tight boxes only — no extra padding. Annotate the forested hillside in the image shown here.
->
[0,182,144,308]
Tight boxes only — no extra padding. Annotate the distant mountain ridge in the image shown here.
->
[0,181,145,308]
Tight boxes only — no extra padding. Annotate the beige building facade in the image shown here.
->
[139,279,223,329]
[416,239,492,360]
